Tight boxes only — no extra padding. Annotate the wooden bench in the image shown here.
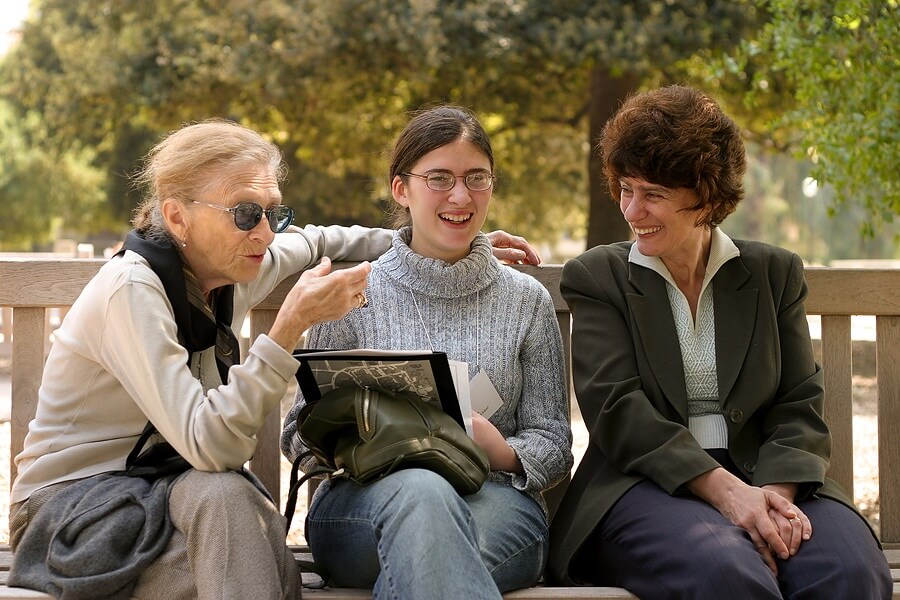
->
[1,258,898,599]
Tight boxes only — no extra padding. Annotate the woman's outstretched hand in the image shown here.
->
[485,230,542,266]
[268,257,371,351]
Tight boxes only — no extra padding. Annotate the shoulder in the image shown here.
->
[91,251,165,296]
[726,240,809,307]
[732,239,799,266]
[564,241,632,275]
[561,241,633,292]
[65,254,171,328]
[497,264,554,305]
[731,239,804,282]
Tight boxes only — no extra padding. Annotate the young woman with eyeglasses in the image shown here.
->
[8,118,539,598]
[281,105,573,599]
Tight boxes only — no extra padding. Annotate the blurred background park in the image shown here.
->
[0,0,897,543]
[0,0,897,262]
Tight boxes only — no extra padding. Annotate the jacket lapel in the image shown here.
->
[713,258,757,404]
[627,264,688,421]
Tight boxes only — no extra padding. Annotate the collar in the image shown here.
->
[628,227,740,297]
[376,226,502,299]
[118,230,238,382]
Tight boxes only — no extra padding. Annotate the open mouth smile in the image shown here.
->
[440,213,472,223]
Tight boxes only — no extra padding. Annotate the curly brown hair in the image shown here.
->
[599,85,746,227]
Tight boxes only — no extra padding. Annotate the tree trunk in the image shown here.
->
[586,66,640,249]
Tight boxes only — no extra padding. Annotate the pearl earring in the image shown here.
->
[181,240,187,248]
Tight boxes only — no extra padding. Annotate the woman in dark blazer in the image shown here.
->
[547,85,891,599]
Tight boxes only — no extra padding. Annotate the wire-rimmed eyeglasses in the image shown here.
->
[402,170,495,192]
[192,201,294,233]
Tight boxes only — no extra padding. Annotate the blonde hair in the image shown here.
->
[132,119,286,238]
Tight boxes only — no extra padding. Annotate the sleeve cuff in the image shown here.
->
[248,334,300,382]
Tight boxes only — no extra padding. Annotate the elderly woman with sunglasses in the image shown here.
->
[8,119,539,600]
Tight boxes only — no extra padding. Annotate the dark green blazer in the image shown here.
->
[547,239,857,585]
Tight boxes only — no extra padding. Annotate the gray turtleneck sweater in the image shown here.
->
[282,228,573,511]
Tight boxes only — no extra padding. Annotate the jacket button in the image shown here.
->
[729,409,744,423]
[744,461,756,473]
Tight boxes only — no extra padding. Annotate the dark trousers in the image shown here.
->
[574,478,892,600]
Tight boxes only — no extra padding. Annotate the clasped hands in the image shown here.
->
[721,479,812,575]
[690,468,812,576]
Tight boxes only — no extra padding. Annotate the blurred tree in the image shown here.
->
[721,0,899,233]
[0,101,111,250]
[1,0,763,251]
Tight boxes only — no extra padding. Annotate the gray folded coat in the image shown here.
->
[9,472,177,600]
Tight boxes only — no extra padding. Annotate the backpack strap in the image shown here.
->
[283,451,338,589]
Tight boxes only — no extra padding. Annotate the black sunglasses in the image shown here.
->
[192,201,294,233]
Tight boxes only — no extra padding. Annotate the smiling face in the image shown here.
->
[391,139,492,263]
[164,161,282,293]
[619,176,711,267]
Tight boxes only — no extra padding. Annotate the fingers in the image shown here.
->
[308,255,332,275]
[767,493,812,544]
[269,260,371,350]
[759,484,812,546]
[769,508,804,557]
[484,230,542,265]
[788,514,805,551]
[749,535,779,576]
[341,260,372,286]
[756,510,791,561]
[768,491,798,519]
[521,244,542,265]
[322,262,370,314]
[493,248,528,265]
[784,503,812,543]
[759,495,812,565]
[752,504,808,576]
[796,507,812,541]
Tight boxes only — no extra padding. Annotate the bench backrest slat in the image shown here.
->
[2,259,898,545]
[876,315,900,542]
[249,310,282,497]
[9,308,48,484]
[820,314,854,497]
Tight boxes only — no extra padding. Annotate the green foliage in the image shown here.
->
[2,0,892,258]
[726,145,899,262]
[0,0,763,249]
[723,0,899,230]
[0,102,111,250]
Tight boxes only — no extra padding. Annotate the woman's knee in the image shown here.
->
[373,469,468,515]
[311,469,472,530]
[169,470,279,529]
[172,470,258,502]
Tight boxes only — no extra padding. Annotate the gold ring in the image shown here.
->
[355,293,368,309]
[791,517,801,524]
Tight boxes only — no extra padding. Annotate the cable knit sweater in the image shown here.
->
[282,228,573,512]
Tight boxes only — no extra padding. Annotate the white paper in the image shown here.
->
[299,348,434,357]
[469,368,503,419]
[447,359,474,437]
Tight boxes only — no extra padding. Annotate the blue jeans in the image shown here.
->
[306,469,548,600]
